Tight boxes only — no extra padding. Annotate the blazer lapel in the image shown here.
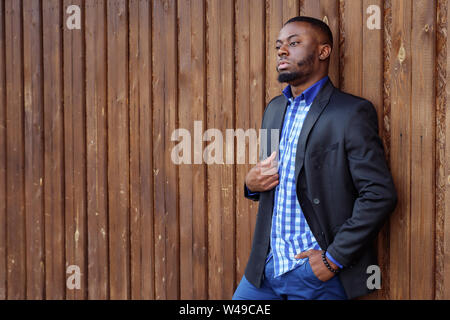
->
[294,79,335,181]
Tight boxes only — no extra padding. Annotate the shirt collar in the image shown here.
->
[282,75,329,105]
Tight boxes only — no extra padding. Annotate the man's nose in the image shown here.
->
[277,44,289,58]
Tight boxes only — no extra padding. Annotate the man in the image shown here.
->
[232,16,397,300]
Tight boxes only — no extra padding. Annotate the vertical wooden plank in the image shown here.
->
[410,0,436,300]
[85,0,109,300]
[435,0,445,300]
[444,0,450,299]
[63,0,87,300]
[107,0,130,300]
[165,0,179,300]
[206,0,235,299]
[129,0,155,300]
[190,0,207,300]
[361,0,386,300]
[436,0,450,300]
[152,0,179,300]
[177,0,193,300]
[178,0,207,300]
[0,0,7,301]
[340,0,362,96]
[129,0,141,300]
[389,0,412,300]
[235,0,265,290]
[152,0,166,300]
[381,0,394,300]
[410,1,436,299]
[302,0,340,87]
[5,0,25,299]
[43,0,65,300]
[137,0,155,300]
[23,0,45,300]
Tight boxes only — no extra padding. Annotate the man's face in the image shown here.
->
[276,22,320,84]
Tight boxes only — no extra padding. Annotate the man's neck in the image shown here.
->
[290,73,328,98]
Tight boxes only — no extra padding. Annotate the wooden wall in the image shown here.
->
[0,0,449,300]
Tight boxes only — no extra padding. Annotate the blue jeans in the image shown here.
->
[233,257,347,300]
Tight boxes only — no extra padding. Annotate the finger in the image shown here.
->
[259,159,269,167]
[265,173,279,182]
[265,180,279,190]
[295,250,311,260]
[269,158,278,170]
[261,166,278,176]
[261,152,277,167]
[269,151,277,160]
[264,174,279,187]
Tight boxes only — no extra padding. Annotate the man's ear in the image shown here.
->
[318,44,332,61]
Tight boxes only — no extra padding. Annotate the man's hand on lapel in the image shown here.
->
[295,249,337,282]
[245,152,279,192]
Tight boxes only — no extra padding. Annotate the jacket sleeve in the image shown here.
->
[244,184,260,202]
[326,101,398,267]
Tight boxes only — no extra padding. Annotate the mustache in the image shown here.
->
[276,52,316,73]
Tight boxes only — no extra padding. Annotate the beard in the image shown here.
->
[277,52,315,83]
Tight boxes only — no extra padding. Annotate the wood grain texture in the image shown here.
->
[63,0,87,300]
[177,0,207,300]
[5,0,26,299]
[152,0,179,300]
[436,0,449,300]
[42,0,65,300]
[23,0,45,300]
[206,0,236,300]
[389,0,412,300]
[445,0,450,300]
[382,6,393,298]
[129,0,155,300]
[362,0,385,300]
[189,0,208,300]
[85,0,109,300]
[410,0,436,300]
[107,0,130,300]
[0,0,7,301]
[441,0,450,300]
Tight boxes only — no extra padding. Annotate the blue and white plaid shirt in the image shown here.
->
[268,76,329,277]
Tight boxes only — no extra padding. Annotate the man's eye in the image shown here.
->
[276,46,281,50]
[289,41,299,47]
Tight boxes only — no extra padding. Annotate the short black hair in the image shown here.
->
[284,16,333,49]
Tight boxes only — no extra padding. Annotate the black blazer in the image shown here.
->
[244,79,397,299]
